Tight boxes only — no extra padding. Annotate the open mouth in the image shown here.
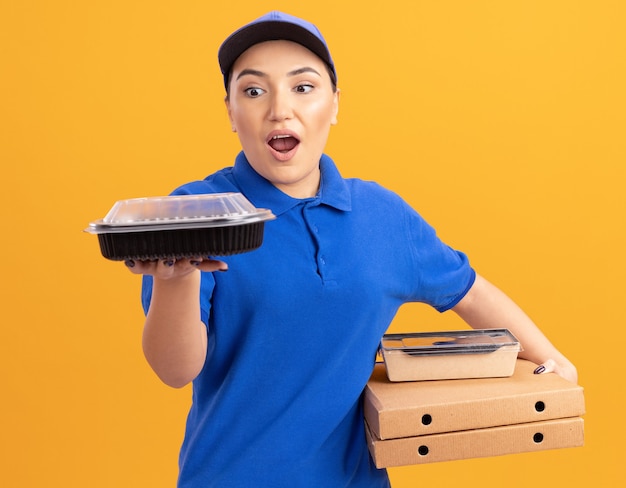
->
[268,134,300,153]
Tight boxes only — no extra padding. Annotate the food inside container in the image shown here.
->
[85,193,275,261]
[379,329,521,382]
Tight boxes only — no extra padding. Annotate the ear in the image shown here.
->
[331,88,340,126]
[225,98,237,132]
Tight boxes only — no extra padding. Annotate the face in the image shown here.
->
[226,40,339,199]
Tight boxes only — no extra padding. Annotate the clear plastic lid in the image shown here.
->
[86,193,275,233]
[381,329,521,356]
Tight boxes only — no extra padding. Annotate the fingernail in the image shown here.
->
[124,259,135,268]
[163,259,174,267]
[534,365,546,374]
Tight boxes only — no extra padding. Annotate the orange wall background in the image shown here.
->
[2,1,625,486]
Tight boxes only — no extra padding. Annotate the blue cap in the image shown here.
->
[218,11,336,90]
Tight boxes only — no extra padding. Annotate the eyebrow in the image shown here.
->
[235,66,322,81]
[287,67,321,77]
[235,69,265,81]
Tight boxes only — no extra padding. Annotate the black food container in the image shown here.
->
[85,193,275,261]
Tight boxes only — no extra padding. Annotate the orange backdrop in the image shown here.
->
[2,1,625,486]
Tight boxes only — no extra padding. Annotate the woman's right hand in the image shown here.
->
[124,257,228,279]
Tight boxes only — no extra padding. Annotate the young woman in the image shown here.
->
[126,11,577,488]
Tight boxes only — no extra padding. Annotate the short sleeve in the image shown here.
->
[404,205,476,312]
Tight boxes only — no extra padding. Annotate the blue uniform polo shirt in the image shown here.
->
[141,152,475,488]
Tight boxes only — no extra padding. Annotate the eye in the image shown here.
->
[244,87,265,98]
[294,84,314,94]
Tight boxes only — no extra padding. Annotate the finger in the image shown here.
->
[124,258,178,277]
[191,258,228,273]
[124,258,158,275]
[533,358,556,375]
[154,258,178,279]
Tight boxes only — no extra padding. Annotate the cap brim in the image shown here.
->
[218,21,335,84]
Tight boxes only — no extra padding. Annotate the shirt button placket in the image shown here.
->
[303,204,326,279]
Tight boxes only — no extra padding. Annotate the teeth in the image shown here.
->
[272,134,290,139]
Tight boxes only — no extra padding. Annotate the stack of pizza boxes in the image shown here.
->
[364,329,585,468]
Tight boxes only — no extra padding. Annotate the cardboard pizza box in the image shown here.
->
[364,359,585,440]
[365,416,584,468]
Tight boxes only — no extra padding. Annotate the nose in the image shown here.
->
[268,90,293,122]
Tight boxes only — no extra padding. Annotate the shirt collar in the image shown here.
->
[231,152,352,216]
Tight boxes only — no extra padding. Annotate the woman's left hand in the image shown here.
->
[533,358,578,384]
